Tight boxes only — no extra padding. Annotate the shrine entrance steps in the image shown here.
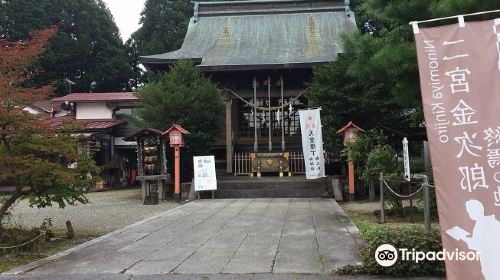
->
[213,176,328,198]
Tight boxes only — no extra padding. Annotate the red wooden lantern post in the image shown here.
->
[337,121,365,201]
[164,124,190,203]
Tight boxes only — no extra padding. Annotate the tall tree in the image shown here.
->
[129,0,193,58]
[127,0,242,86]
[130,0,242,57]
[0,27,100,227]
[310,0,500,154]
[131,59,224,177]
[0,0,132,95]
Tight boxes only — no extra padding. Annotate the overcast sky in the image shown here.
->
[104,0,146,41]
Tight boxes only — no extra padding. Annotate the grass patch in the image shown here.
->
[319,255,327,267]
[337,202,444,277]
[0,229,100,273]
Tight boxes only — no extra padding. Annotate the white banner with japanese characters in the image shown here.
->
[299,109,325,179]
[193,155,217,191]
[414,18,500,280]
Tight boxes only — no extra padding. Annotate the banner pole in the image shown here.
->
[423,175,431,232]
[409,9,500,25]
[380,172,385,223]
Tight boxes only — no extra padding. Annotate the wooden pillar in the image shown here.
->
[280,75,285,151]
[253,77,258,152]
[225,95,233,173]
[138,139,145,200]
[110,133,115,159]
[267,76,272,152]
[174,146,181,203]
[348,160,355,201]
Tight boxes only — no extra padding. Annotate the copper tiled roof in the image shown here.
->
[140,0,357,71]
[51,92,139,102]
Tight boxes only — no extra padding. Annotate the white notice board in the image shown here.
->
[193,155,217,191]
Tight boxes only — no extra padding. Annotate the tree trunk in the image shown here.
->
[0,192,23,229]
[369,180,376,201]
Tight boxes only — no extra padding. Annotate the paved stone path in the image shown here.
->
[3,198,361,277]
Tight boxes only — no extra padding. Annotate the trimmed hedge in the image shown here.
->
[337,226,445,277]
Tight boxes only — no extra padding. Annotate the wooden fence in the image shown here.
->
[233,153,252,175]
[289,151,305,174]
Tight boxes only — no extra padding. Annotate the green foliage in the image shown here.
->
[128,0,243,84]
[0,0,132,94]
[129,0,193,57]
[309,55,413,155]
[311,0,500,154]
[337,226,445,277]
[0,28,100,225]
[3,133,99,208]
[362,145,398,184]
[131,59,224,177]
[343,130,387,176]
[362,226,445,276]
[0,132,100,225]
[343,130,415,210]
[39,218,54,239]
[130,0,246,56]
[409,156,425,174]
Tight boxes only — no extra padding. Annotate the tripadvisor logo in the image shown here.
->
[375,244,479,267]
[375,244,398,267]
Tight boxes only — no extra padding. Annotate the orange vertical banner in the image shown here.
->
[414,17,500,280]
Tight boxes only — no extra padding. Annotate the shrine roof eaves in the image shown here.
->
[140,0,356,71]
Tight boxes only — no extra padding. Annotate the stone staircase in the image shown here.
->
[213,176,328,198]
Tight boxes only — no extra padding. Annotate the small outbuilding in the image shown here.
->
[124,128,169,204]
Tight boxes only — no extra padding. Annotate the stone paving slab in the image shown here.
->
[0,274,445,280]
[2,198,362,277]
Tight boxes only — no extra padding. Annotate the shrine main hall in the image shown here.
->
[140,0,356,178]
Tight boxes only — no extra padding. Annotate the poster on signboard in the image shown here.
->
[414,17,500,280]
[299,109,325,179]
[193,155,217,191]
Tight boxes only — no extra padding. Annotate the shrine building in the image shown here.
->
[140,0,357,177]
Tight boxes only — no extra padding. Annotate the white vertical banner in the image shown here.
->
[402,137,411,181]
[193,155,217,191]
[299,109,325,179]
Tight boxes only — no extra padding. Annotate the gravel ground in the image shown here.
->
[339,201,380,214]
[5,189,179,234]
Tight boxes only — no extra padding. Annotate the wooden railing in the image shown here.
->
[233,153,252,175]
[233,152,305,175]
[289,151,305,174]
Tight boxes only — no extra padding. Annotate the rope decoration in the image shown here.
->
[382,178,424,199]
[0,232,46,250]
[0,222,76,251]
[223,87,307,112]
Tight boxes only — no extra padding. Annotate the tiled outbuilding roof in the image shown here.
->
[30,100,63,113]
[41,115,126,131]
[51,92,138,102]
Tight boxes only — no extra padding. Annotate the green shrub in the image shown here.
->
[337,226,445,277]
[409,156,426,174]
